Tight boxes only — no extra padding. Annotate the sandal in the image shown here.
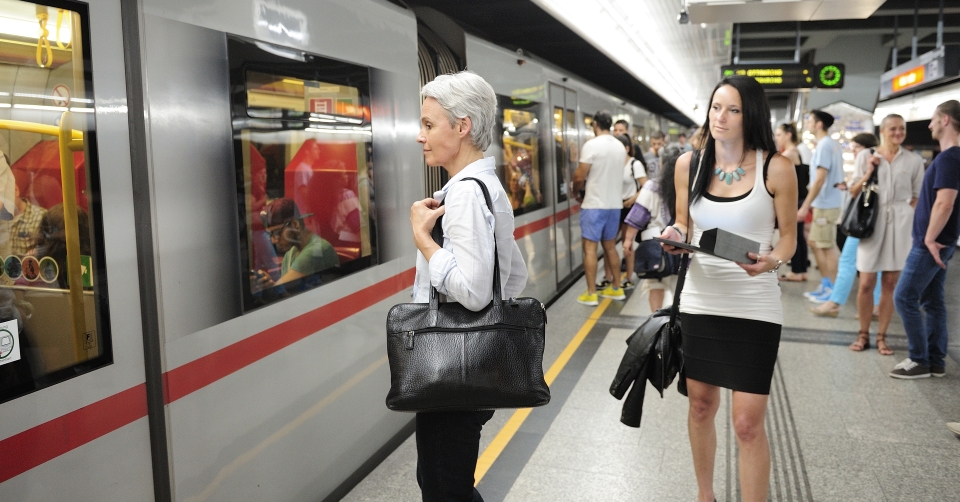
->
[876,333,894,356]
[850,331,870,352]
[779,272,807,282]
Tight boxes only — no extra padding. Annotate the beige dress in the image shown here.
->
[854,147,924,272]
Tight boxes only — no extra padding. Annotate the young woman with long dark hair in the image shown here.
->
[660,75,798,502]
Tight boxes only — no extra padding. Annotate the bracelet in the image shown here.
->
[767,258,783,273]
[671,225,686,242]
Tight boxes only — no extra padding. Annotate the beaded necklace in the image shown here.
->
[714,151,748,185]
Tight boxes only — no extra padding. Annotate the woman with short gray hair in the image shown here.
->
[409,71,528,501]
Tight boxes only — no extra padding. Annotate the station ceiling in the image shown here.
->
[735,0,960,67]
[401,0,698,127]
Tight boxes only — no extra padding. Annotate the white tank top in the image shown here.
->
[680,150,782,325]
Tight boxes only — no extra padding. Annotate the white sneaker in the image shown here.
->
[947,422,960,437]
[894,358,913,370]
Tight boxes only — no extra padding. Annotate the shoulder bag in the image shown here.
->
[840,149,879,239]
[385,177,550,412]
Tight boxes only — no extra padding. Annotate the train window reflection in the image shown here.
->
[0,0,110,404]
[496,96,543,215]
[229,36,377,312]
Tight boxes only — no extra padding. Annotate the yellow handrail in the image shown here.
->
[0,113,87,360]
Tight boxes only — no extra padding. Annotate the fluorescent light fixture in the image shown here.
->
[13,104,67,111]
[14,92,92,104]
[874,81,960,124]
[69,107,93,113]
[0,14,72,45]
[531,0,726,124]
[0,103,10,108]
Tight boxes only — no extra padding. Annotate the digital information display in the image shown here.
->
[721,63,845,90]
[879,46,960,100]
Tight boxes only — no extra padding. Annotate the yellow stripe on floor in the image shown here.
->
[474,298,612,484]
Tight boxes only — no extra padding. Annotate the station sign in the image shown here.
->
[879,46,960,100]
[721,63,845,90]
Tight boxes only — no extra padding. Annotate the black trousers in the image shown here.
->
[791,220,808,274]
[416,410,495,502]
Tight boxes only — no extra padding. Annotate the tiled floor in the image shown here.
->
[343,255,960,501]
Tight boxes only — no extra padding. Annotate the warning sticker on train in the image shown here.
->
[39,256,59,284]
[21,256,40,282]
[0,319,20,366]
[52,84,71,107]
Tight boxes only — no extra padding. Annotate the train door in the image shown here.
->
[549,83,582,286]
[567,89,583,271]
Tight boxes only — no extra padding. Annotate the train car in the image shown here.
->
[0,0,669,500]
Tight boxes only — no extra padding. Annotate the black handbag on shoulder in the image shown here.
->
[385,178,550,412]
[840,151,880,238]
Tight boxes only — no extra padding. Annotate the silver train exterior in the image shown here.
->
[0,0,670,500]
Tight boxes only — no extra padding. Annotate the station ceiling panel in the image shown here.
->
[688,0,886,24]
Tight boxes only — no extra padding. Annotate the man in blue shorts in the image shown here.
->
[890,100,960,379]
[573,110,627,305]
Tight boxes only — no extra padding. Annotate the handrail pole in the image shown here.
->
[58,111,88,361]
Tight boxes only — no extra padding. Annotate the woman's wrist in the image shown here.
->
[670,225,686,242]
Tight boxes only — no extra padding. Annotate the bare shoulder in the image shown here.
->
[676,150,694,175]
[767,152,795,178]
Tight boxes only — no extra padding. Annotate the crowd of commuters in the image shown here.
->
[403,68,960,501]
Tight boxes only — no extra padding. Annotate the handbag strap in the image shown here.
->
[867,148,880,185]
[428,177,503,314]
[668,150,703,325]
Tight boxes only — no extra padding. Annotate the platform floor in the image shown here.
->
[343,256,960,501]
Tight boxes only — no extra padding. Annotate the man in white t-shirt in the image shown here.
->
[572,110,627,305]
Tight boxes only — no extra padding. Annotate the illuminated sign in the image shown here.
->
[880,46,960,100]
[720,63,844,90]
[891,66,925,93]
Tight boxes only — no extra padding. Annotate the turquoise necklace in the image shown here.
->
[714,153,747,185]
[714,166,746,184]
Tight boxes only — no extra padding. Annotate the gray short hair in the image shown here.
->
[421,71,497,151]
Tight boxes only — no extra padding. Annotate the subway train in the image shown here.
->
[0,0,682,500]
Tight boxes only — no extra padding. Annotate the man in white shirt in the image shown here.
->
[798,110,845,301]
[572,111,627,305]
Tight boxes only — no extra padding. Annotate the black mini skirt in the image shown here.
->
[681,313,781,395]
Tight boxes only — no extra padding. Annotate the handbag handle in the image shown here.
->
[428,177,503,319]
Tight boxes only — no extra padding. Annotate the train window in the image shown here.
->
[228,36,377,312]
[0,0,112,404]
[496,96,543,215]
[552,107,567,203]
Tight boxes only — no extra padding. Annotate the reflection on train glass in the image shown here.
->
[229,36,377,312]
[0,0,111,405]
[496,96,543,215]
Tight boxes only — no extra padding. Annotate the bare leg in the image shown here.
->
[732,391,771,502]
[600,239,622,288]
[648,288,664,312]
[857,271,877,336]
[877,271,899,335]
[820,246,840,283]
[583,239,599,294]
[687,378,720,502]
[621,223,635,283]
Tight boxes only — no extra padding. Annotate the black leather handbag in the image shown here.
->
[385,178,550,412]
[840,156,880,239]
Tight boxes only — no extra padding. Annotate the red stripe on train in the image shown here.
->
[0,268,415,482]
[0,384,148,483]
[164,267,416,403]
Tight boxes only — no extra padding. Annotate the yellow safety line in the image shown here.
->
[474,298,611,484]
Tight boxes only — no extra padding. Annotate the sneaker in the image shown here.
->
[803,280,828,299]
[622,280,636,290]
[947,422,960,437]
[599,286,626,300]
[807,286,833,304]
[931,365,946,378]
[893,357,913,370]
[889,359,931,379]
[577,292,599,306]
[596,279,610,290]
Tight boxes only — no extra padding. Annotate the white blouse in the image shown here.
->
[413,157,529,311]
